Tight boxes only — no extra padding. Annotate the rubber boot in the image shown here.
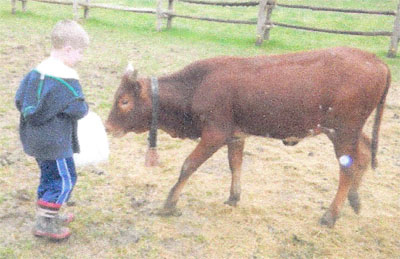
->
[32,216,71,241]
[56,213,75,225]
[32,201,71,241]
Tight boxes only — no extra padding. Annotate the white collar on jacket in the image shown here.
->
[36,57,79,80]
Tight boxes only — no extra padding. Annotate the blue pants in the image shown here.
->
[36,157,77,205]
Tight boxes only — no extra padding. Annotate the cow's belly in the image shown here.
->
[236,109,323,140]
[241,124,311,140]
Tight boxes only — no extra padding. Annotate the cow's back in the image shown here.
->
[187,47,389,139]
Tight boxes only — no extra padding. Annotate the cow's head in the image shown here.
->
[105,64,152,137]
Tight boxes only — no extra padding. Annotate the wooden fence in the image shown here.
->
[10,0,400,57]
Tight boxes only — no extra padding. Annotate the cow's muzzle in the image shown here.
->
[105,121,126,138]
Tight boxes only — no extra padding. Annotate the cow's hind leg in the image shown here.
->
[224,137,245,206]
[160,127,228,216]
[320,129,363,227]
[347,133,371,214]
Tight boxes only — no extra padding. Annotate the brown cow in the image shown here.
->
[105,47,390,227]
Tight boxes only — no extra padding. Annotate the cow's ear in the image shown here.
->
[133,81,143,96]
[125,62,138,82]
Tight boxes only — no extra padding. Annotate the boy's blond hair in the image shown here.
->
[51,20,89,50]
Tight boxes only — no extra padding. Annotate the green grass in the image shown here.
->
[4,0,399,80]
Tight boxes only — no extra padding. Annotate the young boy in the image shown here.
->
[15,20,90,241]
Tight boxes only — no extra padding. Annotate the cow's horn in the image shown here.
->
[126,62,134,72]
[126,62,138,81]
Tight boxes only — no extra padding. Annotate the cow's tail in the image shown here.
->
[371,66,391,170]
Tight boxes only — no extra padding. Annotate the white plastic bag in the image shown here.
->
[73,111,109,167]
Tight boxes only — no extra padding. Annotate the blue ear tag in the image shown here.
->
[339,155,353,168]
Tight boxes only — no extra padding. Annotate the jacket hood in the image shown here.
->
[36,57,79,80]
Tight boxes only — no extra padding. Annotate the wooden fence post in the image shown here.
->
[11,0,17,14]
[256,0,268,46]
[22,0,27,12]
[167,0,174,29]
[156,0,163,31]
[12,0,28,14]
[263,0,276,40]
[73,0,78,20]
[84,0,90,19]
[388,1,400,57]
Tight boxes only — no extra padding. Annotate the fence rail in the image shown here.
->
[178,0,259,7]
[271,22,392,37]
[10,0,400,57]
[275,3,396,16]
[171,13,256,24]
[21,0,157,14]
[179,0,397,17]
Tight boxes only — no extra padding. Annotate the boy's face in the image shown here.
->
[63,46,85,67]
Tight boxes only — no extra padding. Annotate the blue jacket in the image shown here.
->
[15,59,88,160]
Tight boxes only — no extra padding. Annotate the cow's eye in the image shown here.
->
[120,98,130,106]
[118,95,133,112]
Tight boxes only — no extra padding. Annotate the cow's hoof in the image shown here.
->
[319,210,338,228]
[156,207,182,217]
[348,191,361,214]
[282,140,299,146]
[224,197,239,207]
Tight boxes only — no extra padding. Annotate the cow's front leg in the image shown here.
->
[161,127,228,215]
[224,137,245,206]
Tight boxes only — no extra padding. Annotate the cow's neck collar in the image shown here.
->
[148,77,159,149]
